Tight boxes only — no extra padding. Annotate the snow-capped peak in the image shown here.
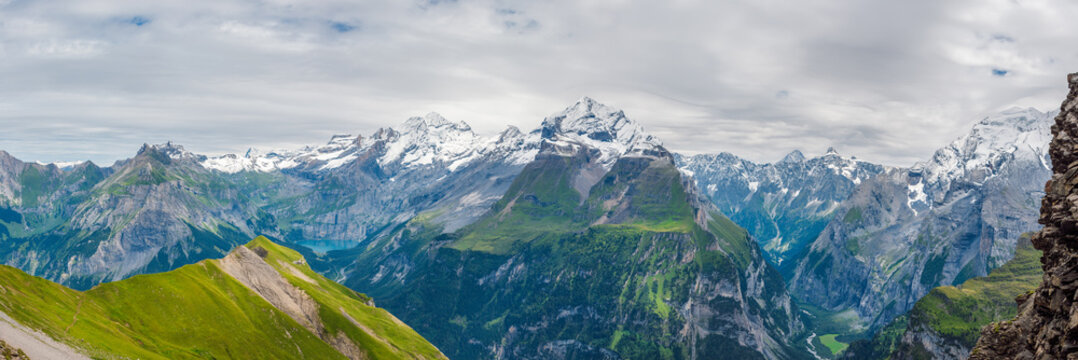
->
[907,107,1054,207]
[34,160,87,169]
[139,142,202,161]
[539,97,663,168]
[402,112,472,133]
[379,113,481,169]
[498,125,524,141]
[485,125,542,166]
[200,99,662,174]
[780,150,806,163]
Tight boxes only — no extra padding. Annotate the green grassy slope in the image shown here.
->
[450,153,590,253]
[452,155,698,254]
[245,237,446,360]
[907,239,1041,345]
[0,237,443,360]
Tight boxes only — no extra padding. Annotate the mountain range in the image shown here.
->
[0,94,1058,359]
[677,147,887,273]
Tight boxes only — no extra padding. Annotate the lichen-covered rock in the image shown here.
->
[969,72,1078,360]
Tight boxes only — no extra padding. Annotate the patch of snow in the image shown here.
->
[35,160,86,168]
[908,181,927,215]
[321,154,357,170]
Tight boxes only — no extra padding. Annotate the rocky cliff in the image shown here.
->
[969,73,1078,359]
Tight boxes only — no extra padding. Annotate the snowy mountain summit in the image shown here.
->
[379,112,484,170]
[907,107,1055,212]
[202,97,663,174]
[539,97,664,168]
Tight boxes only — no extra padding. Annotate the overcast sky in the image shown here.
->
[1,0,1076,166]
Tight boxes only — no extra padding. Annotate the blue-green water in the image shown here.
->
[297,240,357,254]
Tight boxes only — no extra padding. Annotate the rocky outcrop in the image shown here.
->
[969,73,1078,360]
[219,246,366,360]
[0,340,29,360]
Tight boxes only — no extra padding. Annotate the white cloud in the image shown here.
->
[26,39,107,58]
[0,0,1076,166]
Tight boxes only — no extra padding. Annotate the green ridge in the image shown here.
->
[0,237,444,360]
[905,238,1041,347]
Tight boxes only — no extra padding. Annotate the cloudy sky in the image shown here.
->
[1,0,1076,166]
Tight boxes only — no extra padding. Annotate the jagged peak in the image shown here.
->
[909,105,1054,194]
[137,141,202,161]
[543,97,631,135]
[378,112,483,168]
[497,125,524,141]
[538,97,663,168]
[402,112,473,133]
[825,146,839,155]
[780,150,806,163]
[569,96,600,112]
[372,127,399,141]
[693,152,747,163]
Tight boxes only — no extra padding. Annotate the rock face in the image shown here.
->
[969,74,1078,359]
[790,107,1053,330]
[218,246,365,359]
